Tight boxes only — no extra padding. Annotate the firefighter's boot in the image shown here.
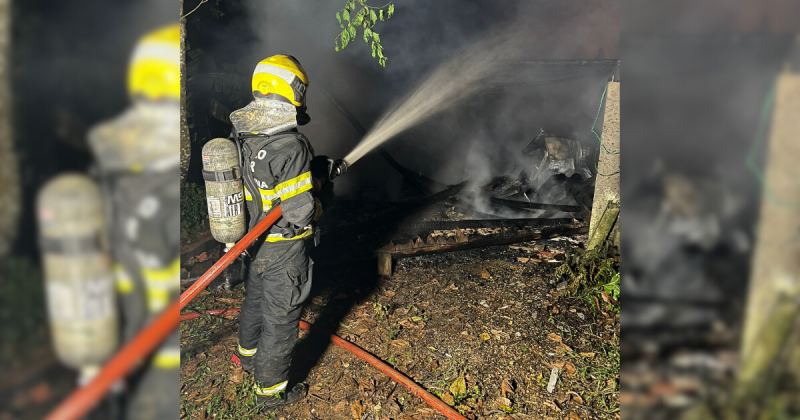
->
[255,383,307,412]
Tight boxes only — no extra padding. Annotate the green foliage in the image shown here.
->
[0,257,46,364]
[555,249,619,296]
[604,272,620,301]
[181,181,208,242]
[335,0,395,67]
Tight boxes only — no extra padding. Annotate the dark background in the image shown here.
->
[12,0,175,257]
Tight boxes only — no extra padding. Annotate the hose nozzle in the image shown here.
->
[329,159,349,181]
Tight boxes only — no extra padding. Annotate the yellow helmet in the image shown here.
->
[252,55,309,106]
[128,24,180,101]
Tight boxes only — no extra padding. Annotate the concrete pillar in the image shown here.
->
[589,80,620,246]
[740,66,800,363]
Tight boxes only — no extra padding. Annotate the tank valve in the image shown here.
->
[329,159,349,181]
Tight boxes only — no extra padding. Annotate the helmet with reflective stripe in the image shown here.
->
[128,24,180,101]
[252,55,309,107]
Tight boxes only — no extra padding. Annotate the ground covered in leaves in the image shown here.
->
[180,234,620,420]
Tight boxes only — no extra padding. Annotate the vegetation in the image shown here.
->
[181,181,208,243]
[554,246,621,315]
[335,0,395,67]
[0,257,46,365]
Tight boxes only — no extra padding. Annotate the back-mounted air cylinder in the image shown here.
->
[37,174,118,375]
[202,138,246,246]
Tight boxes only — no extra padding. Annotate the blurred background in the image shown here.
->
[0,0,175,418]
[621,0,800,419]
[1,0,798,419]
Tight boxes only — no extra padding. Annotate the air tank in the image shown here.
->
[202,138,246,246]
[37,174,118,378]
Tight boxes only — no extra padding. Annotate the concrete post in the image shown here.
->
[589,81,620,247]
[739,66,800,372]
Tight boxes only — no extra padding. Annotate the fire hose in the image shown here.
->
[181,310,468,420]
[46,203,467,420]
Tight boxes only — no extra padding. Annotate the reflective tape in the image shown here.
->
[254,380,288,396]
[142,258,180,313]
[256,171,313,211]
[265,227,314,243]
[152,348,180,369]
[130,42,179,66]
[142,258,181,283]
[114,264,134,294]
[253,64,299,88]
[238,344,257,357]
[146,289,170,313]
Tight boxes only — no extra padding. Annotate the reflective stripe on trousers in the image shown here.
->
[255,380,288,396]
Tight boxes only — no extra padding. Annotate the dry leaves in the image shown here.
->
[213,297,239,305]
[567,391,584,404]
[549,361,576,375]
[440,392,455,406]
[501,378,515,398]
[600,290,619,306]
[390,339,411,350]
[334,400,347,413]
[350,400,365,419]
[563,361,576,374]
[496,396,513,408]
[548,334,573,352]
[557,342,574,353]
[449,377,466,396]
[227,369,245,384]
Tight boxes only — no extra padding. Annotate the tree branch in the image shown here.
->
[181,0,208,19]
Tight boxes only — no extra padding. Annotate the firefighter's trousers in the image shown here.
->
[237,239,313,391]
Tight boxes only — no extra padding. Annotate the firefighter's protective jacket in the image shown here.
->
[237,130,317,245]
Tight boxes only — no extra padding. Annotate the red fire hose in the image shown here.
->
[48,201,465,420]
[181,310,468,420]
[45,207,284,420]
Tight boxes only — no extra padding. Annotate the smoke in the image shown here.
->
[234,0,619,198]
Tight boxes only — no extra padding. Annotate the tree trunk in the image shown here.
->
[0,0,20,256]
[589,80,620,248]
[180,0,191,181]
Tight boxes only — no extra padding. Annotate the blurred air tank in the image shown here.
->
[202,138,245,246]
[37,174,118,381]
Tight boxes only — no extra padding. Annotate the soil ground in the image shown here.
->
[180,232,620,420]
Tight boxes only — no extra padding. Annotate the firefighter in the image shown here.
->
[229,54,322,410]
[87,24,181,420]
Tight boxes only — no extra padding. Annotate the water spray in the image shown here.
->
[339,28,525,166]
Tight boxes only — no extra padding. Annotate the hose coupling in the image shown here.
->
[329,159,349,181]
